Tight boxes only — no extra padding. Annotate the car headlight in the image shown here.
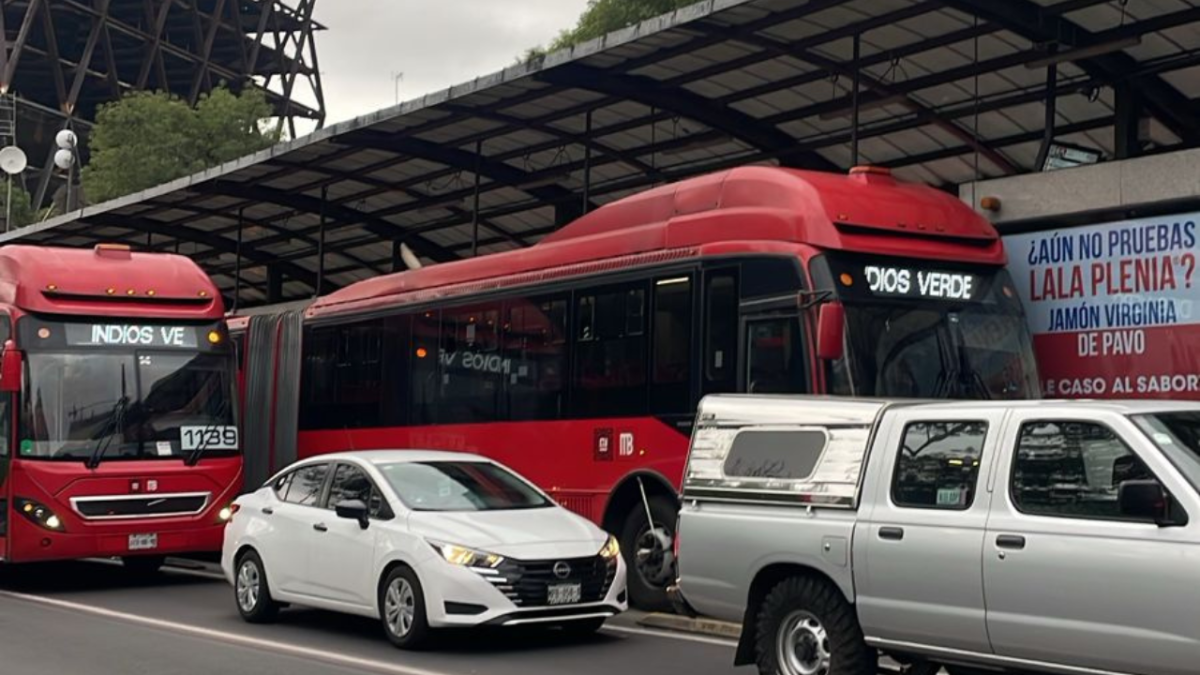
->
[430,542,504,568]
[15,498,65,532]
[599,534,620,560]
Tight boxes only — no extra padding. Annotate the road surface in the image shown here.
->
[0,559,740,675]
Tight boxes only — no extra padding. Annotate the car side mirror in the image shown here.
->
[0,340,22,394]
[335,499,370,530]
[1119,480,1181,527]
[816,302,845,361]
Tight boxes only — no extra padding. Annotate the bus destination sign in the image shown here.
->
[65,324,200,349]
[864,265,978,301]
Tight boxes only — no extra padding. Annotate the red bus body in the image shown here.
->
[0,244,241,564]
[233,166,1040,607]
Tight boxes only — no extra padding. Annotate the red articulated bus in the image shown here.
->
[0,244,241,569]
[233,165,1040,609]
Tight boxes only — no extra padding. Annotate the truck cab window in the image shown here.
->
[1012,421,1160,522]
[893,421,988,509]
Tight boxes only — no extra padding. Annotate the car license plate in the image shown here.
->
[128,533,158,551]
[547,583,581,605]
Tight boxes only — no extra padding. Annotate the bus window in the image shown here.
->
[574,283,648,418]
[300,319,386,430]
[745,316,808,395]
[704,271,737,394]
[652,275,693,413]
[439,302,503,423]
[504,295,568,422]
[411,311,440,424]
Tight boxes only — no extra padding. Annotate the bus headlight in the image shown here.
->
[218,504,239,522]
[599,534,620,560]
[15,498,65,532]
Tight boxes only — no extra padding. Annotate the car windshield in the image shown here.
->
[20,350,236,461]
[378,461,552,511]
[841,302,1040,399]
[1132,412,1200,492]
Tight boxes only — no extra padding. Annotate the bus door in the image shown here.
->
[0,390,9,560]
[0,316,12,559]
[740,310,808,395]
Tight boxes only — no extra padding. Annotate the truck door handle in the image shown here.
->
[313,523,328,532]
[261,507,274,515]
[878,527,905,541]
[996,534,1026,550]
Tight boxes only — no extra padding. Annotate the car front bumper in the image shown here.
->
[419,553,628,628]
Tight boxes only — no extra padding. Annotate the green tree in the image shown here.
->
[0,181,38,230]
[526,0,697,58]
[82,86,280,203]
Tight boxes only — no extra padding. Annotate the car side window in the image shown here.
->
[1012,421,1159,522]
[893,421,989,510]
[283,463,329,507]
[327,463,387,517]
[271,471,293,500]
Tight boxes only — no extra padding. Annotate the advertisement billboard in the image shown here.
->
[1006,215,1200,399]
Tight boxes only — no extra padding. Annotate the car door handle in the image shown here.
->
[313,523,328,532]
[996,534,1026,550]
[261,507,274,515]
[878,526,905,541]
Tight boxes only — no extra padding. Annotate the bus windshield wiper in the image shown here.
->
[86,396,129,470]
[185,399,231,467]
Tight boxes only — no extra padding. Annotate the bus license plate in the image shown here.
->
[128,534,158,551]
[547,583,581,605]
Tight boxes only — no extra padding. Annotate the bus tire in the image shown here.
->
[754,576,874,675]
[619,495,676,612]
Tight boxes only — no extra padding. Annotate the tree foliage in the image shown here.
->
[0,182,38,230]
[525,0,696,59]
[82,86,280,203]
[553,0,696,50]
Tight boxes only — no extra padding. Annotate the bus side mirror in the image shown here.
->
[816,302,845,361]
[0,340,21,393]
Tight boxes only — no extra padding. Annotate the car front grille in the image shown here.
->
[70,492,210,519]
[481,554,617,607]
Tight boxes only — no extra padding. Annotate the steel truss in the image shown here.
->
[0,0,324,208]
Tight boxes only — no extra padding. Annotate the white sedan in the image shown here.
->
[221,450,627,648]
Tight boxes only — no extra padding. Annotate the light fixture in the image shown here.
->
[819,93,913,121]
[1025,37,1141,69]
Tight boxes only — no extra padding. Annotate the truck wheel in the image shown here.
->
[755,576,874,675]
[619,495,676,612]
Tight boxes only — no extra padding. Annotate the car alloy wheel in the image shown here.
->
[384,576,417,638]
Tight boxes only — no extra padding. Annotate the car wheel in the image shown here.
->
[234,550,280,623]
[755,576,874,675]
[619,495,677,612]
[559,617,607,638]
[122,555,166,575]
[380,566,431,649]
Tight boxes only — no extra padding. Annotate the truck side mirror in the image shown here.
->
[1119,480,1182,527]
[0,340,21,393]
[816,302,845,361]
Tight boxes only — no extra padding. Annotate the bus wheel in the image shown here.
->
[122,555,166,575]
[619,495,676,612]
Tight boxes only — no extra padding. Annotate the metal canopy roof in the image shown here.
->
[3,0,1199,308]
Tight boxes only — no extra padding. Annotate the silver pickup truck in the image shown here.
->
[673,396,1200,675]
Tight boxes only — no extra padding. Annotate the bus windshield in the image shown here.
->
[17,320,237,462]
[841,303,1039,399]
[822,257,1040,400]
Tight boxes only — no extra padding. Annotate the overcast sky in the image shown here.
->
[309,1,590,125]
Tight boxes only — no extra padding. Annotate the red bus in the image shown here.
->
[0,244,241,569]
[233,166,1040,609]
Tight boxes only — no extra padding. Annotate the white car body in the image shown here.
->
[221,450,627,630]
